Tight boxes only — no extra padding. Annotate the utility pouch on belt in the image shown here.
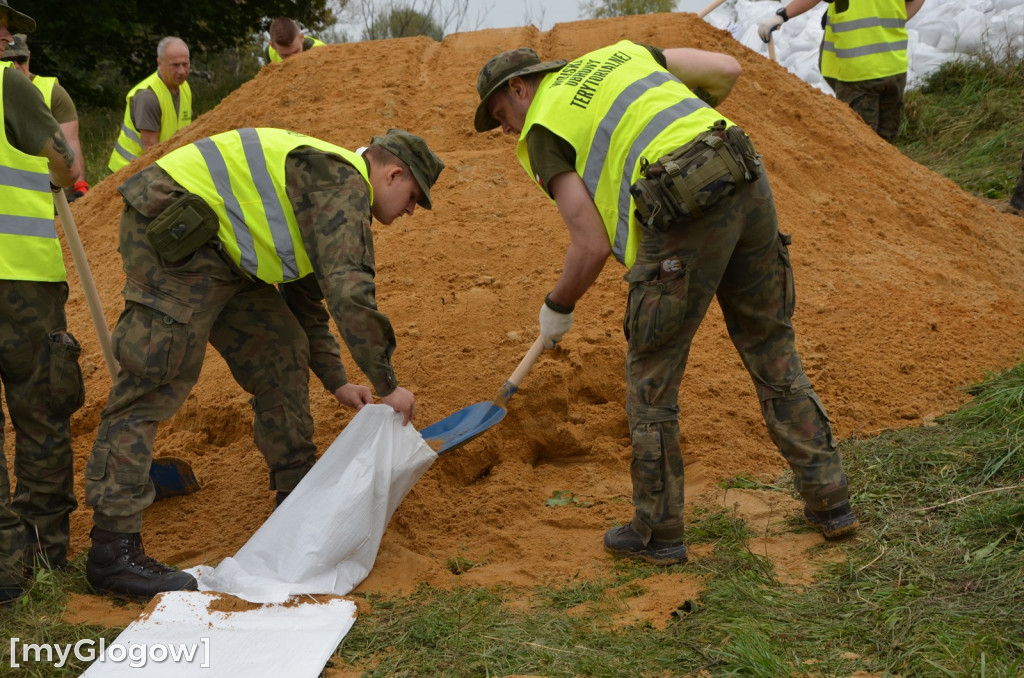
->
[631,120,764,230]
[146,193,219,262]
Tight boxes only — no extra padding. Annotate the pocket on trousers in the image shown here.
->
[622,260,691,355]
[48,331,85,417]
[112,295,192,383]
[631,425,664,493]
[84,443,110,482]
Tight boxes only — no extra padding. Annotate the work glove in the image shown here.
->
[73,180,90,199]
[758,8,788,43]
[539,294,574,349]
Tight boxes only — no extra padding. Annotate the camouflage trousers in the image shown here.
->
[85,204,318,533]
[623,172,850,544]
[825,73,907,142]
[0,280,83,585]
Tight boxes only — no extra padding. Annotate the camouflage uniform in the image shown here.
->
[85,150,401,533]
[624,168,849,544]
[0,282,83,582]
[826,73,907,142]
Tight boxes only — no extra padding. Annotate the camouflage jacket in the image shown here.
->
[119,149,398,396]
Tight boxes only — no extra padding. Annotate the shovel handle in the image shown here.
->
[697,0,728,18]
[495,335,546,406]
[53,188,117,381]
[769,34,777,62]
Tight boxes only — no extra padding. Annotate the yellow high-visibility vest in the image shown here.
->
[267,36,326,62]
[518,40,732,267]
[31,75,58,109]
[0,62,65,282]
[156,127,369,283]
[108,71,192,172]
[821,0,909,82]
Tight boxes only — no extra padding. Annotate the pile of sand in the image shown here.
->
[50,13,1024,597]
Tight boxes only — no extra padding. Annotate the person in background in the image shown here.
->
[1,33,89,200]
[474,42,858,566]
[0,0,85,606]
[264,17,326,62]
[108,36,192,172]
[1010,149,1024,212]
[759,0,925,142]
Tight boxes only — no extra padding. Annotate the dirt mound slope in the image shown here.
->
[57,13,1024,593]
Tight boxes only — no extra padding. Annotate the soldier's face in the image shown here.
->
[158,43,190,87]
[372,169,421,225]
[488,79,531,135]
[0,16,11,57]
[274,34,304,59]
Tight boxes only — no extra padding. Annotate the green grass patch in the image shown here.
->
[899,45,1024,200]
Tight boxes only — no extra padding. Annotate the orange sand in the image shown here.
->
[28,13,1024,614]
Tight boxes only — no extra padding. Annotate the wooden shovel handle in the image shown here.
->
[697,0,728,19]
[53,188,117,381]
[494,335,546,406]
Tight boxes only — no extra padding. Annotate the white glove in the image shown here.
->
[758,12,785,43]
[539,301,574,349]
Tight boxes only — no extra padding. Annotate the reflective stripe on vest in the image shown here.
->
[517,41,731,267]
[268,36,326,62]
[156,127,370,283]
[821,0,908,82]
[108,71,192,172]
[0,62,65,282]
[31,75,57,109]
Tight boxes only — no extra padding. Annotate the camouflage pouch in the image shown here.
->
[631,121,762,230]
[146,192,219,262]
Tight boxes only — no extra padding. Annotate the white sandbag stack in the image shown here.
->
[701,0,1024,94]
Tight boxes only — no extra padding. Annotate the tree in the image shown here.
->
[16,0,337,104]
[345,0,473,41]
[363,6,443,41]
[581,0,678,19]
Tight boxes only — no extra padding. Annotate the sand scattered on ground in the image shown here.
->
[32,13,1024,628]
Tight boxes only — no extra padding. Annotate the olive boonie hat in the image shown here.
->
[474,48,566,132]
[0,1,37,34]
[369,128,444,209]
[2,33,28,59]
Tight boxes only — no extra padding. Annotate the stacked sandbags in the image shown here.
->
[703,0,1024,93]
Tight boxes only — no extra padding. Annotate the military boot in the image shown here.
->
[603,523,688,565]
[86,527,197,597]
[803,502,859,539]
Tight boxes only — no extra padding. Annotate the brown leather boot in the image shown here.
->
[86,527,197,597]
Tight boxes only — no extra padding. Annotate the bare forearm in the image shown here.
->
[44,128,80,187]
[60,121,86,183]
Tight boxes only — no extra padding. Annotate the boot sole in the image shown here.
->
[604,544,688,566]
[804,515,860,540]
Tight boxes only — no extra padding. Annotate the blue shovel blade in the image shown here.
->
[420,401,507,454]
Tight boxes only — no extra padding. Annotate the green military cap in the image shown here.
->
[474,47,567,132]
[369,128,444,209]
[3,33,28,59]
[0,0,36,34]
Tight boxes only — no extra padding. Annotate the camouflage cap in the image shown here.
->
[2,33,28,59]
[0,0,36,34]
[474,48,566,132]
[369,128,444,209]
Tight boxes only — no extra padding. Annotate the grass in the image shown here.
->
[4,36,1024,678]
[899,44,1024,200]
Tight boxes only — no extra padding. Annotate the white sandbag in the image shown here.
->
[79,591,356,678]
[193,405,437,603]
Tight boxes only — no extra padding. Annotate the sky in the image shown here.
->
[336,0,712,38]
[456,0,709,31]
